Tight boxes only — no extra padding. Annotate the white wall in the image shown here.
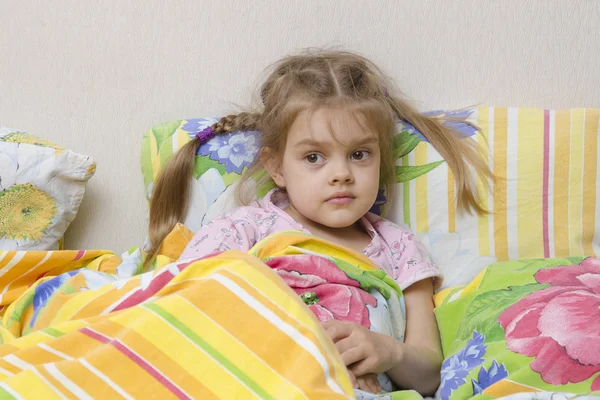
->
[1,1,599,252]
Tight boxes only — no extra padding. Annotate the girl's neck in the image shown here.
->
[283,204,370,251]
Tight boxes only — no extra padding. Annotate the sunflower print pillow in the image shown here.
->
[0,126,96,250]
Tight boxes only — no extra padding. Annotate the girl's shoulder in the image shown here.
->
[212,193,282,227]
[364,213,414,237]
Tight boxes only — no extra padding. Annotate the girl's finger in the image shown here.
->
[333,336,356,356]
[357,375,378,394]
[340,346,365,367]
[356,376,369,393]
[323,320,352,342]
[350,358,375,377]
[370,375,382,394]
[347,369,358,388]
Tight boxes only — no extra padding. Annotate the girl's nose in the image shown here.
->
[328,160,354,184]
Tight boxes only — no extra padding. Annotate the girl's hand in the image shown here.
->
[347,370,381,394]
[323,320,402,377]
[357,373,381,394]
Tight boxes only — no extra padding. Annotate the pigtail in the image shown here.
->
[388,98,493,215]
[213,112,261,134]
[145,137,201,269]
[145,112,261,268]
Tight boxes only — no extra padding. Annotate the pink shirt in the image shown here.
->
[180,189,442,291]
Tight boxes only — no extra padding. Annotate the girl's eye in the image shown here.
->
[351,151,369,160]
[305,153,324,164]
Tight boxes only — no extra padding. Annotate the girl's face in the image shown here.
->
[267,107,381,231]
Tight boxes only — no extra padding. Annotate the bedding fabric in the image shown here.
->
[0,234,362,399]
[391,108,600,288]
[433,256,600,399]
[1,229,599,399]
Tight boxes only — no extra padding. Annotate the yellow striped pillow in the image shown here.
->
[387,107,599,267]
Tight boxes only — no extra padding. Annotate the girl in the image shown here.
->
[146,50,492,396]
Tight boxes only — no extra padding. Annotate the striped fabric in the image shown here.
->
[0,250,120,315]
[388,107,600,261]
[0,240,353,399]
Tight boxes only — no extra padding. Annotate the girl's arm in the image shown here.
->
[384,277,442,395]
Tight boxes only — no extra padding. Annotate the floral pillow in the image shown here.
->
[0,126,96,250]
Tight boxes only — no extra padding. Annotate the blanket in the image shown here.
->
[0,234,358,399]
[249,231,406,394]
[0,249,120,317]
[1,227,599,399]
[433,256,600,399]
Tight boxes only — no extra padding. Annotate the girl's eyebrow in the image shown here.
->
[294,138,327,148]
[294,136,379,148]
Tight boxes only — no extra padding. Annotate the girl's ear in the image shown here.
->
[261,148,286,187]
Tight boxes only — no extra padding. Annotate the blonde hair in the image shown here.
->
[145,49,493,267]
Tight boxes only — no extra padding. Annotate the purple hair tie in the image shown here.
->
[195,126,215,144]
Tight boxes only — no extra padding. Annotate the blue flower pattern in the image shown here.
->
[181,118,218,134]
[439,331,486,400]
[31,270,81,327]
[197,131,260,174]
[404,109,477,142]
[472,360,508,395]
[369,188,387,216]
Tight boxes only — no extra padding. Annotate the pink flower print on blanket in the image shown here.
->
[266,254,377,328]
[498,257,600,390]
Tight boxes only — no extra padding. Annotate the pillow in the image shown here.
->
[390,107,600,288]
[0,126,96,250]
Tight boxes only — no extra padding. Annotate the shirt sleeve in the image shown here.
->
[376,220,443,291]
[395,237,443,291]
[179,215,259,260]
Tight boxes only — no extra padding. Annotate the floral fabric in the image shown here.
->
[432,256,600,399]
[0,126,95,250]
[249,231,406,394]
[3,226,600,398]
[498,257,600,389]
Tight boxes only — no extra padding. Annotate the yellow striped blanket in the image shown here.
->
[0,232,357,399]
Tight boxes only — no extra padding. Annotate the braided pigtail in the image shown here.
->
[144,112,260,268]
